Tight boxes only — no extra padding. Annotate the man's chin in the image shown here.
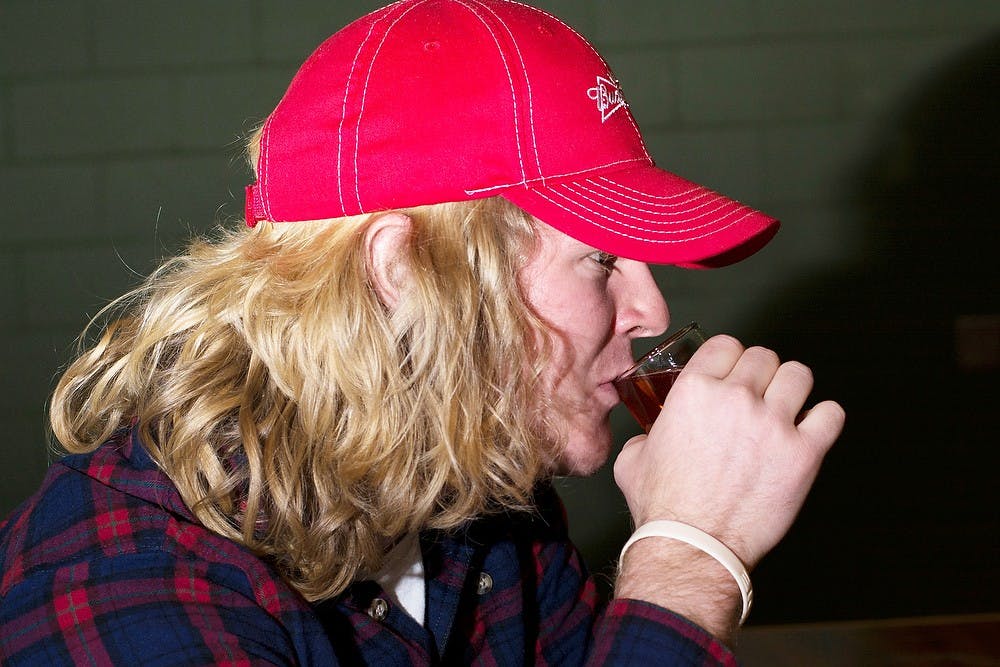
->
[552,432,614,477]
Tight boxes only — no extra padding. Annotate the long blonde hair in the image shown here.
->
[50,195,554,601]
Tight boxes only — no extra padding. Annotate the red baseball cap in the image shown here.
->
[245,0,779,267]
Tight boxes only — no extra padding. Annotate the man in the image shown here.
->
[0,1,843,664]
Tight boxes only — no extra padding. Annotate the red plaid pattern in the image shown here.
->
[1,429,736,665]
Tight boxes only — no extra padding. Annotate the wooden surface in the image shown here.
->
[736,613,1000,666]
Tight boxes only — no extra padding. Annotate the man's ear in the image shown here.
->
[364,212,413,309]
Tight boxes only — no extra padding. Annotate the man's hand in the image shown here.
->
[612,335,845,639]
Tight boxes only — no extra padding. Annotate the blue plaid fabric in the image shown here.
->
[1,429,736,665]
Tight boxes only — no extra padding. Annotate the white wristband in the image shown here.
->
[619,520,754,625]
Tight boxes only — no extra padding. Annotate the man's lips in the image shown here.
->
[596,379,622,407]
[606,362,635,387]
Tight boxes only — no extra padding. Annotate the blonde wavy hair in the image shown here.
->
[50,188,556,600]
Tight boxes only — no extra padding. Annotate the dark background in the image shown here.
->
[1,1,997,627]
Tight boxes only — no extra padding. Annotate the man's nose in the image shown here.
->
[615,261,669,339]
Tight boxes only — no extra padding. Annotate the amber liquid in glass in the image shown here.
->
[613,368,682,432]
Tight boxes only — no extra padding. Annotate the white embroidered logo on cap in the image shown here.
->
[587,76,628,122]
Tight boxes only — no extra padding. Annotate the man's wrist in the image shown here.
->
[615,536,743,644]
[620,520,753,625]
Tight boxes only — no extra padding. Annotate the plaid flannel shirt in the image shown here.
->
[0,429,737,665]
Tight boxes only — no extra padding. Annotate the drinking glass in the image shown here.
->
[612,322,707,432]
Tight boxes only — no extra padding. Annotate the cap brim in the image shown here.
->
[500,164,779,268]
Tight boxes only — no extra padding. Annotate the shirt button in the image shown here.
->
[477,572,494,595]
[367,597,389,620]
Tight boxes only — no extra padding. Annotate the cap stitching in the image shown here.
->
[599,176,745,206]
[322,2,405,214]
[572,183,722,217]
[558,182,742,226]
[463,156,647,195]
[589,179,708,204]
[556,182,745,229]
[466,0,543,179]
[503,0,649,158]
[353,0,432,212]
[451,0,527,183]
[338,28,368,212]
[536,185,755,240]
[337,11,393,212]
[577,180,722,212]
[596,175,706,201]
[262,118,274,221]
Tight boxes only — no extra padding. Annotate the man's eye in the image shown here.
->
[593,251,618,274]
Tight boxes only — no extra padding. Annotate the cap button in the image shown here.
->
[367,597,389,620]
[477,572,494,595]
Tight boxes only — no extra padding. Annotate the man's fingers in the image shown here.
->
[796,400,846,452]
[682,334,744,378]
[620,434,646,451]
[727,346,782,395]
[613,434,647,489]
[763,361,815,420]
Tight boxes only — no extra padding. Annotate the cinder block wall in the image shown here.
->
[2,1,998,624]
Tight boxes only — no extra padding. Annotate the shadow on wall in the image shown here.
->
[745,32,1000,623]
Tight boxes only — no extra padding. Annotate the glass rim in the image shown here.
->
[613,321,702,382]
